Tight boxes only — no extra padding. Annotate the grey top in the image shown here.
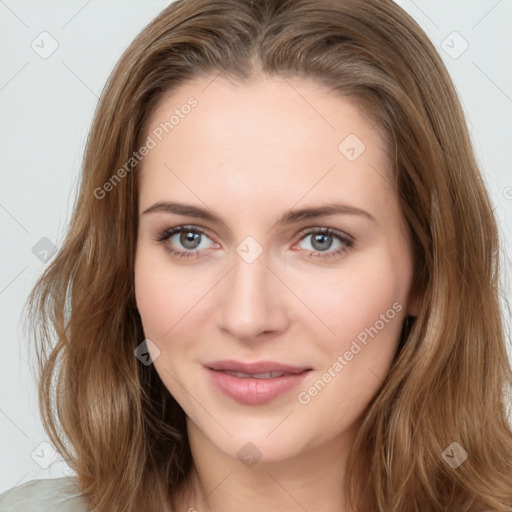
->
[0,477,89,512]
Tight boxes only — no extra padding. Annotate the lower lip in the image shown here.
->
[205,367,311,405]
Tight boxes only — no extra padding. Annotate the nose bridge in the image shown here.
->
[217,243,286,339]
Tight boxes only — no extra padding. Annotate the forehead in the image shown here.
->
[137,74,395,220]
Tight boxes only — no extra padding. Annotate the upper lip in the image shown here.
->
[205,360,312,374]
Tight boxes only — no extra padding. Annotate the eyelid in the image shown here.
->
[295,225,353,243]
[155,224,353,245]
[154,224,217,246]
[155,224,354,259]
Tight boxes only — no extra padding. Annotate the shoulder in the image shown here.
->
[0,476,90,512]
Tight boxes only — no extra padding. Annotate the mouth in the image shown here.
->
[204,360,312,405]
[205,359,312,375]
[219,370,305,379]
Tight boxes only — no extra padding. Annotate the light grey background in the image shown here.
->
[1,0,511,493]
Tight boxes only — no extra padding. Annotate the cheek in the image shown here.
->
[293,252,410,345]
[134,243,207,340]
[134,245,182,340]
[295,266,407,423]
[134,249,200,400]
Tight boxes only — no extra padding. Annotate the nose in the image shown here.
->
[217,250,289,341]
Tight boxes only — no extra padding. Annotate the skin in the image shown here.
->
[134,74,419,512]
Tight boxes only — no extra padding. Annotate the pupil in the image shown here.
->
[181,231,200,249]
[313,233,332,251]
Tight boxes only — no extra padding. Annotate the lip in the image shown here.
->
[204,360,312,405]
[205,360,312,374]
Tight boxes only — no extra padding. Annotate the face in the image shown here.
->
[134,74,418,464]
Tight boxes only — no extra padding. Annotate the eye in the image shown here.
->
[154,225,217,260]
[154,225,354,261]
[294,227,354,260]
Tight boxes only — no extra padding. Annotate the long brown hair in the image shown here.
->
[24,0,512,510]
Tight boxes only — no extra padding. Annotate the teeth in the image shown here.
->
[224,370,289,379]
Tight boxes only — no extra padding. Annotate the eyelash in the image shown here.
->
[154,225,355,261]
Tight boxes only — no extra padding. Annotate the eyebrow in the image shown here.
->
[142,201,376,226]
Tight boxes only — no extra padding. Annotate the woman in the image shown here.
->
[1,0,511,510]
